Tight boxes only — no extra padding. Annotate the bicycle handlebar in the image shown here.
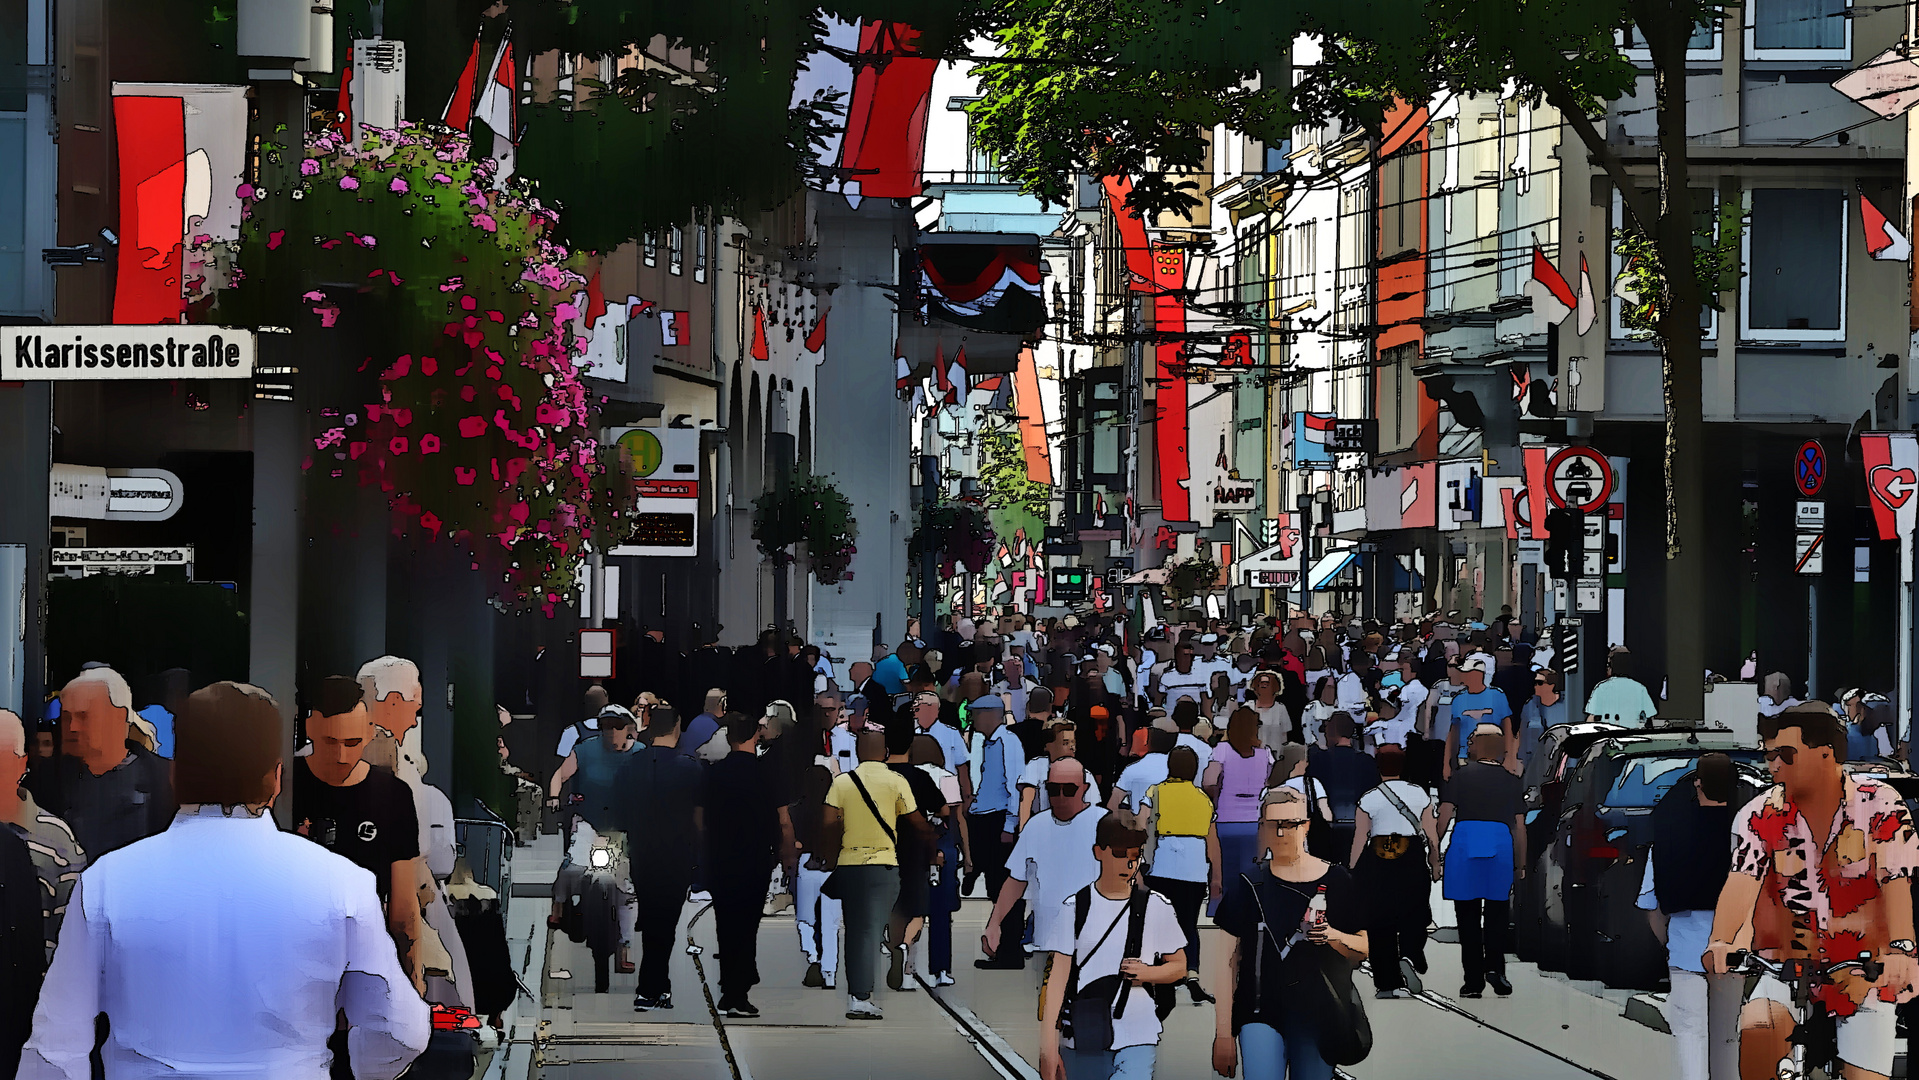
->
[1726,950,1884,984]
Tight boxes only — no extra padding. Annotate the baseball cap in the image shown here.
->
[968,695,1005,714]
[1096,642,1117,655]
[1199,633,1219,644]
[1456,654,1493,676]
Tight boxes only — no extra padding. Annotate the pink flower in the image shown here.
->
[420,434,441,454]
[431,172,453,185]
[389,437,409,455]
[339,176,360,191]
[267,230,286,250]
[388,177,409,194]
[300,159,321,176]
[438,277,464,292]
[302,290,325,302]
[472,213,497,233]
[421,511,442,533]
[236,182,255,199]
[459,416,488,438]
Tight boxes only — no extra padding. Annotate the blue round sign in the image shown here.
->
[1795,440,1826,497]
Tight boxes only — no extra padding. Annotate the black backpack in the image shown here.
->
[1056,886,1177,1051]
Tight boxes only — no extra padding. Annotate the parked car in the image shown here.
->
[1527,729,1764,988]
[1511,722,1624,964]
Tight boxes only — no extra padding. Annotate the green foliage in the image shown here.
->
[751,471,859,583]
[909,502,995,575]
[975,420,1049,545]
[1163,552,1221,604]
[1611,197,1745,340]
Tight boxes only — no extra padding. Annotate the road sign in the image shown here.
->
[1795,440,1827,497]
[1576,578,1604,613]
[579,628,617,679]
[1556,622,1580,673]
[50,546,194,574]
[1796,501,1825,530]
[1547,446,1615,513]
[1328,419,1377,456]
[1794,532,1826,575]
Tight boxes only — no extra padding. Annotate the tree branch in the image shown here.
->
[1537,75,1656,238]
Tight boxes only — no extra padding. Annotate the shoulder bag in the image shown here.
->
[1057,887,1175,1050]
[1242,873,1372,1067]
[821,769,895,901]
[1368,782,1420,861]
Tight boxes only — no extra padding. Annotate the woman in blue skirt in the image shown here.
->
[1436,723,1525,999]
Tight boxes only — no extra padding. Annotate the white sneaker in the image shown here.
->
[846,994,883,1019]
[933,972,956,987]
[824,973,837,990]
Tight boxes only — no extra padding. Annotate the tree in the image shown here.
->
[971,0,1723,716]
[976,418,1049,546]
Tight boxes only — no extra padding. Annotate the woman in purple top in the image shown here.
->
[1203,709,1274,906]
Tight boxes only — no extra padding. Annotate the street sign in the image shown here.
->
[1556,621,1580,673]
[1794,532,1826,575]
[1795,440,1827,497]
[1862,432,1919,542]
[1796,501,1825,530]
[1050,566,1089,602]
[1581,550,1605,577]
[50,546,193,575]
[1,326,255,380]
[1244,569,1299,588]
[1576,578,1604,613]
[1546,446,1615,513]
[49,465,185,522]
[579,628,617,679]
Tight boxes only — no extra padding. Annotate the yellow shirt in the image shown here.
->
[1148,779,1214,838]
[825,762,918,866]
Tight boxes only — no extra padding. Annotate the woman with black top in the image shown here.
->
[1072,673,1122,794]
[1436,724,1526,999]
[1211,787,1368,1080]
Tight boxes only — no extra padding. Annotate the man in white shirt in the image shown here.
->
[828,695,872,775]
[980,759,1107,964]
[911,691,973,803]
[556,685,610,760]
[20,681,430,1080]
[1585,648,1660,728]
[1111,728,1175,812]
[1017,723,1104,826]
[1157,643,1212,714]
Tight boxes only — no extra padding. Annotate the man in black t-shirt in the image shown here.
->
[620,706,705,1011]
[703,712,793,1017]
[293,675,424,989]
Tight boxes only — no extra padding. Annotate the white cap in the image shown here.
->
[1457,654,1494,676]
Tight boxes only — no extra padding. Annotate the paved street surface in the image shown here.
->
[506,836,1683,1080]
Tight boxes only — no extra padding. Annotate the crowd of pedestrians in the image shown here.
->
[9,608,1919,1080]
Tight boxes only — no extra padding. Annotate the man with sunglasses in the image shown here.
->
[981,759,1107,969]
[1704,703,1919,1080]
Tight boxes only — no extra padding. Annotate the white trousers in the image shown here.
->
[795,863,842,976]
[1668,968,1742,1080]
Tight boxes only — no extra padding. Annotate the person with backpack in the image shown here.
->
[1036,815,1187,1080]
[1141,746,1216,1005]
[1210,786,1370,1080]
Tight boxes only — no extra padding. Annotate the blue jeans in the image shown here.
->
[1239,1017,1333,1080]
[928,832,961,975]
[1060,1044,1157,1080]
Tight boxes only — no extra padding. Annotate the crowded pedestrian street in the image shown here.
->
[14,0,1919,1078]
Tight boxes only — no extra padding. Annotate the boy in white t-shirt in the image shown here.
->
[1036,814,1187,1080]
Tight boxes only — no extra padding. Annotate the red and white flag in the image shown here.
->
[944,345,967,405]
[475,35,518,182]
[442,38,480,130]
[1862,431,1919,542]
[111,83,248,324]
[894,340,913,391]
[1524,243,1577,331]
[1861,191,1911,262]
[1574,253,1597,334]
[660,311,688,346]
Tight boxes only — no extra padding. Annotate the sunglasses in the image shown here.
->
[1262,817,1312,831]
[1045,781,1082,798]
[1763,746,1799,764]
[1534,679,1548,686]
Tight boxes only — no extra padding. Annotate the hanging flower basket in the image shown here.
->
[751,472,858,584]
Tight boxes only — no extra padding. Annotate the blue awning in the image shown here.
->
[1307,549,1359,591]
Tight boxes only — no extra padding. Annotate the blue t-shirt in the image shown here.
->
[1449,688,1514,761]
[873,654,910,695]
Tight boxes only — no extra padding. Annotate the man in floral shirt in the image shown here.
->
[1705,703,1919,1079]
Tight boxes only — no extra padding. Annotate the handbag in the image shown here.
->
[821,769,896,901]
[1244,874,1372,1068]
[1058,890,1133,1051]
[1368,783,1421,861]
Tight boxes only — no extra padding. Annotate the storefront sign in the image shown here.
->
[49,465,184,521]
[609,426,701,557]
[2,326,254,380]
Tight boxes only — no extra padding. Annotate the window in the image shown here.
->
[1742,188,1845,342]
[1611,187,1720,341]
[643,231,657,266]
[1335,185,1368,332]
[1381,344,1419,453]
[694,223,708,282]
[1618,19,1720,60]
[1747,0,1849,59]
[669,226,684,275]
[1380,150,1420,256]
[1282,220,1317,304]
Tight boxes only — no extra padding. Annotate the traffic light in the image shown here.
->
[1544,507,1583,580]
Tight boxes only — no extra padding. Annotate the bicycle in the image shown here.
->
[1726,949,1885,1080]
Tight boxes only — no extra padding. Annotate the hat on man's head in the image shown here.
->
[1199,633,1219,644]
[1456,654,1494,676]
[968,695,1005,714]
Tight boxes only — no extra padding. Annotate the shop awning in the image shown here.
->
[1306,549,1359,591]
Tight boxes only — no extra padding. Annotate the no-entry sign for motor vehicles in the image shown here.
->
[1547,446,1615,514]
[1795,440,1827,497]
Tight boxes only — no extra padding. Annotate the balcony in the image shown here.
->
[921,181,1061,235]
